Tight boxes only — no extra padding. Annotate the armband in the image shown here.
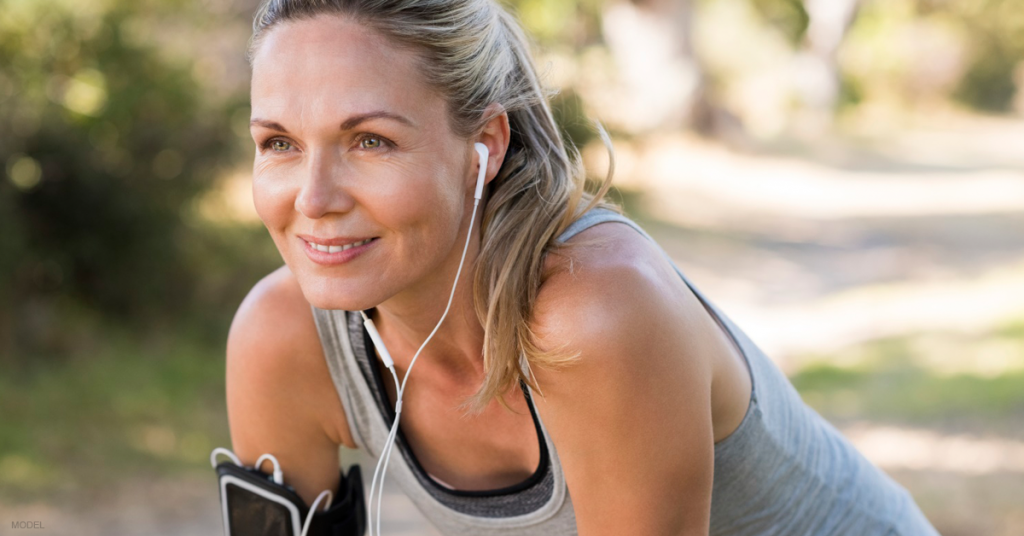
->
[212,448,366,536]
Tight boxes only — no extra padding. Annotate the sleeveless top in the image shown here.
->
[310,207,940,536]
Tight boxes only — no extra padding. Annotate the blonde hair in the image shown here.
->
[249,0,621,410]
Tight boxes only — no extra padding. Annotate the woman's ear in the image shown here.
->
[473,103,511,188]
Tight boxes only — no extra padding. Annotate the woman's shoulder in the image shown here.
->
[535,217,676,332]
[227,265,356,448]
[531,217,703,373]
[236,263,308,314]
[230,265,320,363]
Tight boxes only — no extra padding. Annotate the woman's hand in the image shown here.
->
[531,224,716,536]
[225,265,357,507]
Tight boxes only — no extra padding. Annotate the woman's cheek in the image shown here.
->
[251,166,297,231]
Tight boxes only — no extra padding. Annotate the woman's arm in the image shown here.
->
[530,226,716,536]
[225,265,356,507]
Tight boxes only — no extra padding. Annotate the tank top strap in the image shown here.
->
[556,207,669,273]
[556,207,650,244]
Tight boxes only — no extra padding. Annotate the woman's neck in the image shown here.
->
[369,231,487,381]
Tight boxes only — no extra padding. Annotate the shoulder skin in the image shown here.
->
[530,221,716,536]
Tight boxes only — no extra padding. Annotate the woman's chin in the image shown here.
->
[294,273,382,312]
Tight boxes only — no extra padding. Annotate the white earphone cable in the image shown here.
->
[254,453,284,484]
[368,196,482,536]
[366,361,402,536]
[299,489,334,536]
[364,144,487,536]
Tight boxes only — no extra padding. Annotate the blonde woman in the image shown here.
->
[225,1,939,534]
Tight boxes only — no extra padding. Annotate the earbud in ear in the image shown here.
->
[473,142,488,201]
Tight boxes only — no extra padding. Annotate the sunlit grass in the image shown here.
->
[0,324,230,503]
[790,317,1024,427]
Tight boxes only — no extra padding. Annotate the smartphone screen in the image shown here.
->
[225,481,298,536]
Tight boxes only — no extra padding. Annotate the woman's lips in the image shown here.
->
[301,236,378,265]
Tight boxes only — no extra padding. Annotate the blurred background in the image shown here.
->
[1,0,1022,533]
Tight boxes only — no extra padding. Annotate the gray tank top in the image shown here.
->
[311,207,940,536]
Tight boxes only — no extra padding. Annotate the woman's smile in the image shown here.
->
[299,235,379,266]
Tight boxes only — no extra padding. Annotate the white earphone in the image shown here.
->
[473,142,488,201]
[361,142,488,536]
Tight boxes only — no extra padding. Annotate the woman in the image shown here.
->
[225,0,940,534]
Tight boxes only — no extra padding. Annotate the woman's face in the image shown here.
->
[249,15,477,310]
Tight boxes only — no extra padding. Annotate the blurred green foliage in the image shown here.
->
[502,0,605,48]
[0,0,278,363]
[749,0,809,47]
[501,0,606,151]
[951,33,1022,110]
[550,88,599,155]
[913,0,1024,111]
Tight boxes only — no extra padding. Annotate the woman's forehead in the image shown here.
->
[250,15,443,128]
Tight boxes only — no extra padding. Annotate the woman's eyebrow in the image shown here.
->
[340,110,415,130]
[250,118,289,132]
[249,111,415,133]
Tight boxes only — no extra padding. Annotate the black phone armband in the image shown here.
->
[214,454,366,536]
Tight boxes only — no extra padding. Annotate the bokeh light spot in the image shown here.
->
[153,149,184,179]
[7,155,42,190]
[62,68,108,116]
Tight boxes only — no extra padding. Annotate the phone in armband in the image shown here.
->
[211,447,366,536]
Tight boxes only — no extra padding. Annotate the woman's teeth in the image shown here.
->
[309,238,373,253]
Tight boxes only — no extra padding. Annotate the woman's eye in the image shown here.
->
[260,138,292,152]
[360,136,383,150]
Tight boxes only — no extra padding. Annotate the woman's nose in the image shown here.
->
[294,151,356,219]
